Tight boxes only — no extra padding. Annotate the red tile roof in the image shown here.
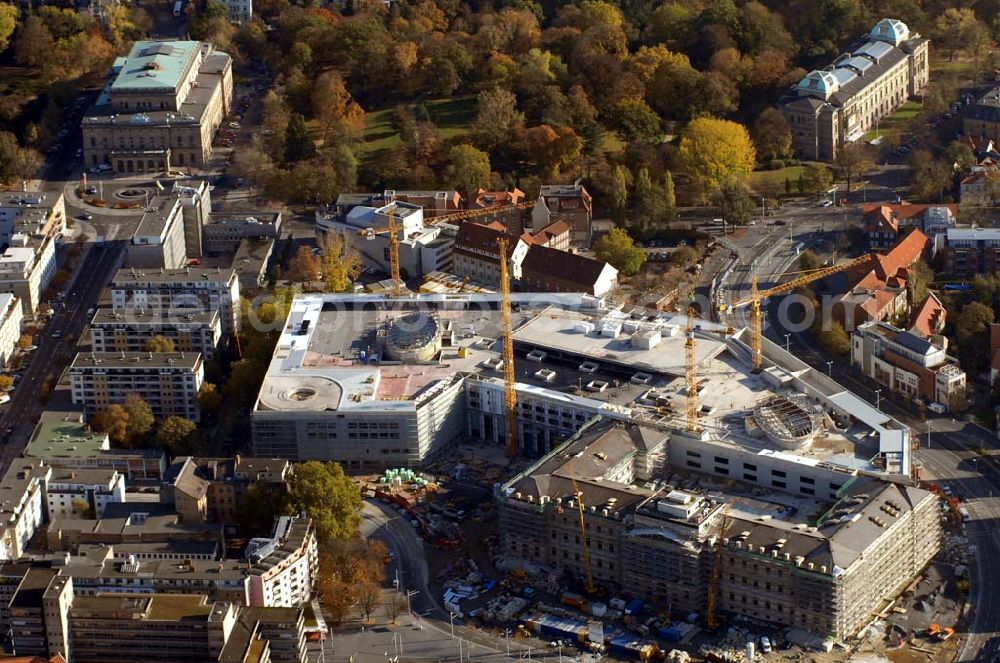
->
[910,293,945,337]
[472,188,525,209]
[520,245,613,294]
[861,203,958,226]
[531,220,571,245]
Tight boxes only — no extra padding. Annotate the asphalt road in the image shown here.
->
[0,241,125,473]
[352,501,588,663]
[717,210,1000,663]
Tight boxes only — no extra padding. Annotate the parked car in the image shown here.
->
[928,401,946,414]
[761,637,772,654]
[77,213,93,221]
[85,186,97,195]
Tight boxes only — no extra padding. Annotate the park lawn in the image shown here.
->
[751,165,806,192]
[359,95,477,156]
[861,100,922,141]
[0,66,47,106]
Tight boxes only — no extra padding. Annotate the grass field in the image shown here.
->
[750,165,806,192]
[861,100,923,141]
[359,95,477,156]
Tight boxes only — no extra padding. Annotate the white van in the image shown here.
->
[928,402,946,414]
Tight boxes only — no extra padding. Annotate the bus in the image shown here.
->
[173,1,183,16]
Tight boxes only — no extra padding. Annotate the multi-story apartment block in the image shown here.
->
[965,86,1000,144]
[246,516,317,608]
[111,266,241,337]
[0,191,65,245]
[0,460,50,561]
[44,468,126,519]
[128,181,211,269]
[960,168,1000,206]
[68,352,205,421]
[943,227,1000,275]
[498,419,941,642]
[82,40,233,174]
[781,19,929,161]
[90,307,222,359]
[452,221,531,284]
[202,212,282,254]
[530,184,593,245]
[852,321,966,411]
[222,0,252,23]
[24,411,166,481]
[0,235,57,315]
[0,293,23,370]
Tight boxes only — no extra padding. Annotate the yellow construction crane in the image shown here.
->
[497,236,519,459]
[722,253,874,372]
[571,477,596,595]
[685,304,699,432]
[359,204,402,297]
[422,201,534,226]
[706,504,731,630]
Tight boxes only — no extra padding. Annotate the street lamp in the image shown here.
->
[785,334,791,353]
[826,361,833,378]
[875,389,882,411]
[449,612,455,639]
[504,629,511,657]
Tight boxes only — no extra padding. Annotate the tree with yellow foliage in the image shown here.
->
[675,117,756,202]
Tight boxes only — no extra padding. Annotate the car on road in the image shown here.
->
[928,401,947,414]
[51,331,62,339]
[819,200,834,207]
[761,637,772,654]
[77,213,93,221]
[773,220,787,226]
[85,186,97,195]
[96,163,112,172]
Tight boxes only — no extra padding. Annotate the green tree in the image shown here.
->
[663,171,676,223]
[816,320,850,355]
[318,232,362,293]
[473,87,522,151]
[715,177,755,227]
[144,336,175,353]
[0,132,41,185]
[0,3,18,52]
[607,98,661,143]
[289,461,362,544]
[155,416,199,456]
[124,395,154,445]
[593,227,647,276]
[634,167,667,230]
[237,483,291,537]
[908,260,934,304]
[955,301,995,372]
[197,383,223,415]
[751,108,792,164]
[90,404,129,446]
[944,141,976,172]
[909,150,952,202]
[675,117,756,201]
[609,165,628,224]
[834,142,874,194]
[284,113,316,163]
[13,15,52,67]
[798,249,822,272]
[445,144,491,198]
[801,164,833,194]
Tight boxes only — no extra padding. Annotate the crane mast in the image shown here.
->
[722,254,874,372]
[387,205,400,296]
[706,505,731,630]
[571,478,596,594]
[497,237,518,459]
[685,304,698,432]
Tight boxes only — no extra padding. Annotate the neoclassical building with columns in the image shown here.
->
[82,40,232,175]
